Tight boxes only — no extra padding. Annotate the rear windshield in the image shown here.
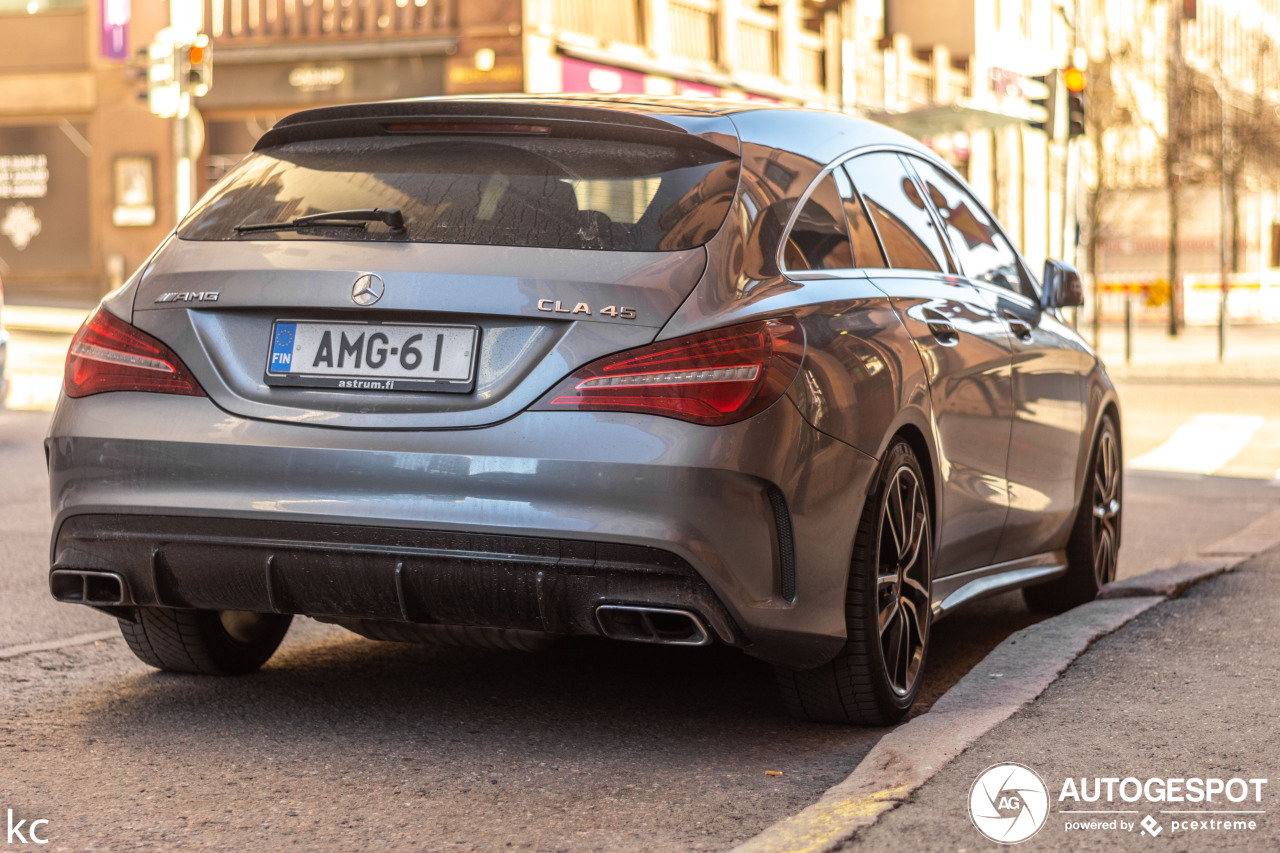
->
[178,134,739,252]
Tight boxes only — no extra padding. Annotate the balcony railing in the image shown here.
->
[735,8,777,77]
[667,0,716,65]
[207,0,455,42]
[548,0,828,94]
[856,35,970,113]
[795,30,823,90]
[550,0,642,47]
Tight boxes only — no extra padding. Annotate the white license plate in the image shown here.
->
[265,321,479,393]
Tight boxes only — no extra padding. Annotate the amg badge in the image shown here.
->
[155,291,220,303]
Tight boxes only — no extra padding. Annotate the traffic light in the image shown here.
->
[1064,65,1087,138]
[1029,70,1059,139]
[129,47,150,103]
[182,34,212,98]
[147,39,180,118]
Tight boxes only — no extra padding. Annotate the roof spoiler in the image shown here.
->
[254,99,741,158]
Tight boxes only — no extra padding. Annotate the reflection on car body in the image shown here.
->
[47,96,1120,725]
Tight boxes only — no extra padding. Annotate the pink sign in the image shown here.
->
[673,79,720,98]
[561,57,646,95]
[100,0,130,60]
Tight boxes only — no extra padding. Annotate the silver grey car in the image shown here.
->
[47,96,1120,725]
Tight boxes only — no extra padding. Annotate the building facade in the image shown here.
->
[1085,0,1280,323]
[0,0,1093,302]
[0,0,174,301]
[874,0,1081,281]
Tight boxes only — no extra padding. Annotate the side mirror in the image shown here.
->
[1041,259,1084,310]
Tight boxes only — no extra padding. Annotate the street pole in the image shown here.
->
[1218,87,1229,362]
[170,0,201,222]
[1166,0,1183,338]
[174,96,192,221]
[1125,293,1134,363]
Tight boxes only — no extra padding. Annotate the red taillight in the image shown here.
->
[532,318,804,425]
[64,308,206,398]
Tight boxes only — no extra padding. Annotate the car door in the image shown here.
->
[906,155,1089,563]
[842,151,1014,576]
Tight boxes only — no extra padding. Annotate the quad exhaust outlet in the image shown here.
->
[595,605,712,646]
[49,570,132,607]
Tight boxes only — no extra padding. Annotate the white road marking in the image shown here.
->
[1128,414,1264,475]
[3,372,61,412]
[0,630,117,661]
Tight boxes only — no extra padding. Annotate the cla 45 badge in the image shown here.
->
[537,299,636,319]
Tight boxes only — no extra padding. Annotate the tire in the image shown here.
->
[1023,413,1122,613]
[119,607,293,675]
[775,440,933,725]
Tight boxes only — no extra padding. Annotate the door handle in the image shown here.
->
[922,308,958,344]
[1003,311,1033,341]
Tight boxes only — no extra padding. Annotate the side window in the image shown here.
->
[844,153,952,273]
[782,173,853,272]
[909,157,1035,299]
[833,167,888,268]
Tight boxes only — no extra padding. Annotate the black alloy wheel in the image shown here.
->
[1024,413,1122,613]
[1088,421,1122,586]
[874,456,932,699]
[776,440,933,725]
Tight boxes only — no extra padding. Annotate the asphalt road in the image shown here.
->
[2,328,1279,850]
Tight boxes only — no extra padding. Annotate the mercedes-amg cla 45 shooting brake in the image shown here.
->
[48,96,1121,725]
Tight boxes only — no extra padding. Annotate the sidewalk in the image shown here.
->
[4,304,91,335]
[838,547,1280,851]
[1091,322,1280,382]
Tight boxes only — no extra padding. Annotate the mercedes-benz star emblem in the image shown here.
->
[351,273,385,306]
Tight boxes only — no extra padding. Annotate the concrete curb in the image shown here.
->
[731,532,1277,852]
[729,597,1162,853]
[1096,557,1236,600]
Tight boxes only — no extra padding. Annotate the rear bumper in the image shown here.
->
[51,514,745,645]
[47,391,878,668]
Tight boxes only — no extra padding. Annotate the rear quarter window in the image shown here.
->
[782,173,853,272]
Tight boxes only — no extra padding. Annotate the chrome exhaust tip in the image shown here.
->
[49,570,132,607]
[595,605,712,646]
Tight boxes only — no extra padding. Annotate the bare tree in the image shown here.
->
[1082,0,1280,340]
[1165,4,1280,332]
[1226,36,1280,273]
[1080,0,1164,342]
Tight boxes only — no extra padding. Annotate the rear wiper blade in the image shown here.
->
[235,207,406,234]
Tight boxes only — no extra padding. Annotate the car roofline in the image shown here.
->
[252,96,749,155]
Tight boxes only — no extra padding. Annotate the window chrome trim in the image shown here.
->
[775,141,1044,302]
[895,151,1044,301]
[776,142,930,279]
[897,153,961,275]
